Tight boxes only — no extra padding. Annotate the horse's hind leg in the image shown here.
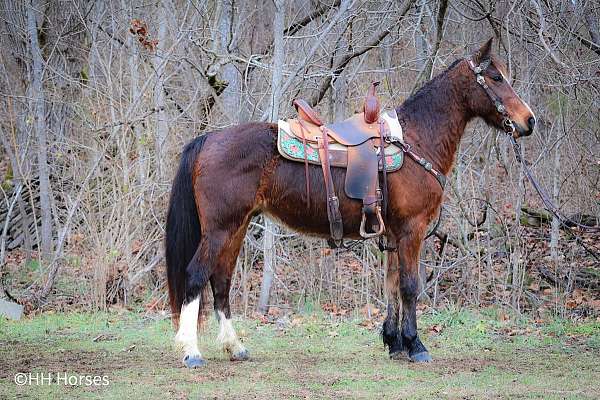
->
[175,245,209,368]
[211,223,250,361]
[175,222,249,367]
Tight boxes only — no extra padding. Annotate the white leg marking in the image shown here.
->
[217,311,246,356]
[175,298,202,359]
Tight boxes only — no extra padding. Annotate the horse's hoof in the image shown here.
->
[389,350,404,360]
[183,354,207,368]
[409,351,432,363]
[230,348,249,362]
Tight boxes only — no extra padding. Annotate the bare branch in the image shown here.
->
[530,0,567,68]
[284,0,342,37]
[308,0,416,107]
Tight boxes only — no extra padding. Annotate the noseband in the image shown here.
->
[466,57,516,135]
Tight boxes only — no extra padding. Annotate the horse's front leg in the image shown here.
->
[397,228,432,362]
[382,250,404,359]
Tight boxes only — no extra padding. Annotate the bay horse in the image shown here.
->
[165,38,535,368]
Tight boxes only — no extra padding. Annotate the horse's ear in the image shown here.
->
[472,37,493,64]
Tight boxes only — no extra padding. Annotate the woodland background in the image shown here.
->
[0,0,598,321]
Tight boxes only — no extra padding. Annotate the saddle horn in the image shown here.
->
[363,81,381,124]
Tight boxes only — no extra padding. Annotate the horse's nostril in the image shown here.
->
[527,116,536,131]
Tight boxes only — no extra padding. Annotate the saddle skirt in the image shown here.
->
[277,109,404,172]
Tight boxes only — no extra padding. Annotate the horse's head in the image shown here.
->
[463,38,536,138]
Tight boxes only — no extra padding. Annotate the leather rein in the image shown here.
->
[466,56,600,233]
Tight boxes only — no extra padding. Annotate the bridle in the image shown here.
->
[466,56,516,136]
[465,56,600,236]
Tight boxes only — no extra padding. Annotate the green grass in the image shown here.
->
[1,309,599,399]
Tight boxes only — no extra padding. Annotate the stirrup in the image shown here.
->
[359,207,385,239]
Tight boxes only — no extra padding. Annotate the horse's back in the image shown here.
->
[198,122,277,165]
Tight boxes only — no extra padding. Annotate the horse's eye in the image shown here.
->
[492,75,503,82]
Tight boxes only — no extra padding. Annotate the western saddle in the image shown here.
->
[280,82,402,246]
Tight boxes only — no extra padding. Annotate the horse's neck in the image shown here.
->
[397,69,472,175]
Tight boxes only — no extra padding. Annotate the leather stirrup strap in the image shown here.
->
[317,127,343,245]
[297,120,312,209]
[356,138,384,239]
[378,120,394,250]
[379,120,388,224]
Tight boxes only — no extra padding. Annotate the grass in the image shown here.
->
[0,308,599,399]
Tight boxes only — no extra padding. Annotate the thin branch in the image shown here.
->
[451,0,491,22]
[259,0,356,121]
[411,0,448,94]
[530,0,567,68]
[91,107,164,132]
[556,17,600,56]
[308,0,416,107]
[284,0,342,37]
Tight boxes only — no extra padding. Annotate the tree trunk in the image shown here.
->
[215,0,243,124]
[27,0,53,259]
[585,14,600,47]
[550,104,563,267]
[332,69,347,121]
[0,1,35,258]
[258,0,286,314]
[127,4,147,188]
[153,0,169,181]
[258,218,277,314]
[412,0,448,92]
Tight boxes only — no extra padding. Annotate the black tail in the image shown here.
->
[165,135,208,326]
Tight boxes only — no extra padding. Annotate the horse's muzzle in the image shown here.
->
[515,116,535,137]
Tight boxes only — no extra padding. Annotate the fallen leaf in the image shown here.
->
[360,304,379,319]
[131,240,143,254]
[267,307,281,317]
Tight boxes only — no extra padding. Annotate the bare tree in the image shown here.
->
[27,0,53,259]
[152,0,170,180]
[258,0,286,315]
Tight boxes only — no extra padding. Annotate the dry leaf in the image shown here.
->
[360,304,379,319]
[267,306,281,317]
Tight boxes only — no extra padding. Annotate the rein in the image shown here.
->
[509,136,600,233]
[466,56,600,233]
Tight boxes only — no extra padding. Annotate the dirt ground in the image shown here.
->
[1,309,599,399]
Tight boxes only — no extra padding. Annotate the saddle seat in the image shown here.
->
[290,99,382,146]
[288,113,381,146]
